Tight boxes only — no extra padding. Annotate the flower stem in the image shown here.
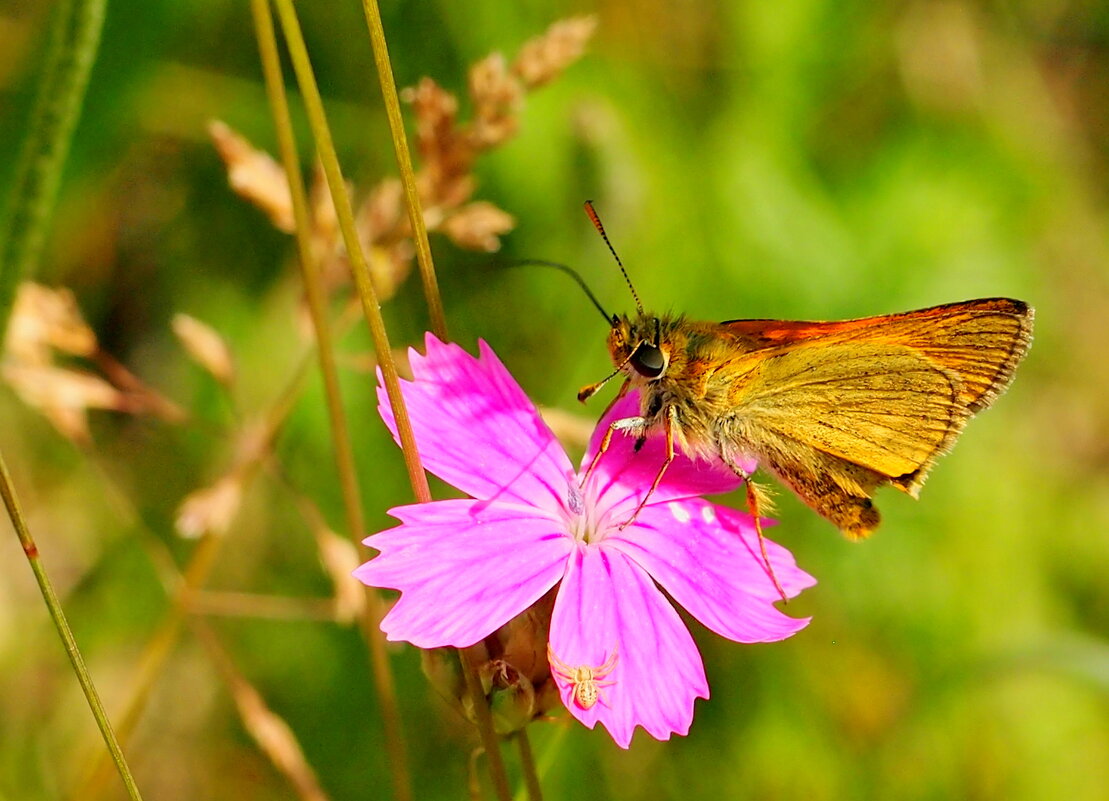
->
[250,0,366,549]
[271,4,518,799]
[512,724,568,801]
[249,7,414,799]
[271,0,431,507]
[515,730,544,801]
[355,5,520,798]
[0,450,145,801]
[0,0,107,338]
[459,646,513,801]
[359,0,447,341]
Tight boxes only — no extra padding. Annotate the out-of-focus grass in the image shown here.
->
[2,1,1108,800]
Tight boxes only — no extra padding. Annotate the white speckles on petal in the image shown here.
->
[669,502,691,523]
[701,505,716,524]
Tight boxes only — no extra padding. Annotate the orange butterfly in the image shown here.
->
[575,203,1033,597]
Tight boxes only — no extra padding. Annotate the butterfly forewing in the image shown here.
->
[721,298,1033,411]
[589,297,1032,541]
[711,298,1033,536]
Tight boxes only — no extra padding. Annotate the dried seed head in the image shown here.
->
[212,18,594,311]
[441,202,515,252]
[513,16,598,89]
[5,283,97,363]
[209,120,294,233]
[172,313,235,385]
[313,527,366,623]
[175,473,245,539]
[2,364,126,443]
[469,53,523,148]
[404,77,463,173]
[3,281,183,439]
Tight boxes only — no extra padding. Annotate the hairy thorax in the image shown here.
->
[621,318,761,463]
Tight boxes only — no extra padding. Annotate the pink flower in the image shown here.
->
[355,335,814,747]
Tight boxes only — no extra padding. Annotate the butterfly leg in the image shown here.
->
[744,479,788,603]
[579,381,633,487]
[721,451,787,603]
[619,406,677,528]
[582,415,647,486]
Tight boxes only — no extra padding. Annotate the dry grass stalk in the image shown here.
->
[174,416,274,539]
[193,621,332,801]
[188,591,337,621]
[212,16,596,302]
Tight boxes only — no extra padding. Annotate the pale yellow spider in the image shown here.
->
[547,645,619,710]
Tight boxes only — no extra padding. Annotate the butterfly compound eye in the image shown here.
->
[630,342,666,378]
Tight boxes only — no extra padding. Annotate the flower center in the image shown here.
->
[565,479,610,545]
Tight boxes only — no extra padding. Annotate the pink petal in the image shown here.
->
[378,336,574,511]
[354,499,573,648]
[548,545,708,748]
[582,392,750,521]
[608,499,815,643]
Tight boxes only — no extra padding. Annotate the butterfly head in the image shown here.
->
[608,313,672,382]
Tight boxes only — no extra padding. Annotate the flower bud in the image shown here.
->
[419,590,560,737]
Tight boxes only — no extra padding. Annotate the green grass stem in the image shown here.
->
[359,0,448,341]
[251,2,413,799]
[0,450,145,801]
[0,0,107,338]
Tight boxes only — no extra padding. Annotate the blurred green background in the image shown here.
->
[2,0,1108,799]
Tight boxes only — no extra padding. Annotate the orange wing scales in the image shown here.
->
[711,298,1033,537]
[593,298,1032,540]
[722,299,1032,413]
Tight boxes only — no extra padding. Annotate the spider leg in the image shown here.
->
[593,646,620,676]
[547,645,574,675]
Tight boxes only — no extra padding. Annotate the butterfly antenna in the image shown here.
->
[584,201,644,316]
[506,259,612,324]
[577,349,636,402]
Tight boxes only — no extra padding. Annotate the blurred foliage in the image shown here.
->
[2,1,1109,800]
